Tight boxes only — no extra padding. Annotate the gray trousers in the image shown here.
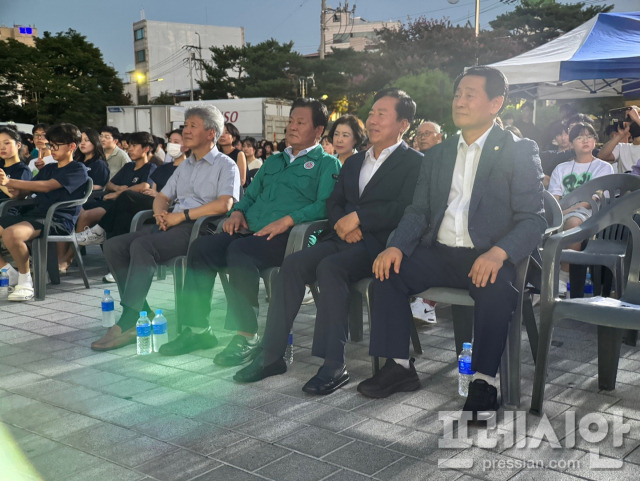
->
[103,222,194,330]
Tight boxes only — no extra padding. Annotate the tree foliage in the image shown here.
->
[199,39,308,100]
[0,29,130,127]
[151,91,177,105]
[491,0,613,49]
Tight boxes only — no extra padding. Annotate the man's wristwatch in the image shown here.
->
[183,209,191,221]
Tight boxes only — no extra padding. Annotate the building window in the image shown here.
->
[134,28,145,41]
[136,49,146,63]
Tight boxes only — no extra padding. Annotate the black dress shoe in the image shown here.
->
[462,379,499,422]
[302,366,350,395]
[234,355,287,383]
[357,358,420,398]
[214,334,260,367]
[158,327,218,356]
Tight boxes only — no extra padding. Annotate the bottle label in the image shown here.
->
[0,278,8,287]
[152,322,167,335]
[101,301,114,312]
[458,359,474,375]
[137,324,151,337]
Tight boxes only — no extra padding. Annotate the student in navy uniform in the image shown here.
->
[0,123,89,301]
[80,129,188,242]
[75,128,110,190]
[74,131,157,245]
[0,127,32,201]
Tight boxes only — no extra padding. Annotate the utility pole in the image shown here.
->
[188,52,194,101]
[319,0,326,60]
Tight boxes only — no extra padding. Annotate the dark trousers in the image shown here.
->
[180,231,290,332]
[99,191,154,239]
[104,222,194,330]
[262,238,373,365]
[370,243,517,377]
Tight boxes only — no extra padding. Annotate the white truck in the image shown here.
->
[180,97,292,141]
[106,98,292,141]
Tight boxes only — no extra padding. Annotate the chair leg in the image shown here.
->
[500,316,522,410]
[348,288,364,342]
[157,265,167,281]
[597,326,623,391]
[32,238,47,301]
[530,306,555,416]
[71,239,90,289]
[409,319,423,355]
[47,243,60,285]
[522,296,538,364]
[173,258,185,334]
[452,305,474,356]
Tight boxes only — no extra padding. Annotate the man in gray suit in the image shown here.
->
[359,66,546,418]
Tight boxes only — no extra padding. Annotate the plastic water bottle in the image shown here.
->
[0,268,9,299]
[458,342,475,397]
[101,289,115,327]
[584,270,594,297]
[152,309,168,352]
[284,331,294,365]
[136,311,152,355]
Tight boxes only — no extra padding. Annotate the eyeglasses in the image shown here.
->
[575,135,596,142]
[416,131,437,138]
[48,142,71,152]
[34,134,47,140]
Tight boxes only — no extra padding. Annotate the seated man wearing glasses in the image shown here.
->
[0,123,89,301]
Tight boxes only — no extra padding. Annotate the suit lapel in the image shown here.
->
[359,142,408,199]
[348,152,366,200]
[469,125,506,218]
[435,135,459,207]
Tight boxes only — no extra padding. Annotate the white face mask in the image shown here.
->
[166,143,182,159]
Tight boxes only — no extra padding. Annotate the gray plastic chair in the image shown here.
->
[558,174,640,298]
[129,210,225,332]
[31,178,94,300]
[530,189,640,416]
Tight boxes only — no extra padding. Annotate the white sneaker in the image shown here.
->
[103,273,116,283]
[558,271,569,297]
[76,226,105,246]
[8,284,34,301]
[410,298,437,324]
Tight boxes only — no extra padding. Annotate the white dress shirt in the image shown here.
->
[358,141,402,196]
[437,125,493,247]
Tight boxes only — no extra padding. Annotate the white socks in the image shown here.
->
[473,372,497,387]
[191,327,209,334]
[245,333,259,345]
[18,271,33,287]
[92,225,105,235]
[393,358,411,369]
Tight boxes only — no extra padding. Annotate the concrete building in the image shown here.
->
[321,4,399,54]
[0,25,38,47]
[131,19,244,104]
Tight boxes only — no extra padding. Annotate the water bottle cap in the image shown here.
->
[1,268,7,273]
[155,309,162,315]
[140,311,147,317]
[104,289,110,295]
[462,342,472,349]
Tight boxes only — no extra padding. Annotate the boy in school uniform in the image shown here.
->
[0,123,89,301]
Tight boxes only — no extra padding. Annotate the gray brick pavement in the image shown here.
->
[1,246,639,480]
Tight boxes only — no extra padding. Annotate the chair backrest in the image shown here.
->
[42,178,94,234]
[559,173,640,213]
[543,190,563,238]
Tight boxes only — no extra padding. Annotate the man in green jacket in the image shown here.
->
[160,98,341,363]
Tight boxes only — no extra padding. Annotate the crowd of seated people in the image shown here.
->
[2,71,640,420]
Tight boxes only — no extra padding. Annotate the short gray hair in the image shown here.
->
[422,121,442,134]
[184,105,225,143]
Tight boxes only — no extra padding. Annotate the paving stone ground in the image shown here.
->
[1,246,639,480]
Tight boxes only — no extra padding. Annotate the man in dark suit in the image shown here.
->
[359,67,546,417]
[235,89,423,394]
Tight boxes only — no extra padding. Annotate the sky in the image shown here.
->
[2,0,638,81]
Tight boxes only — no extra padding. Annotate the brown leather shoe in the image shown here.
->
[91,326,137,351]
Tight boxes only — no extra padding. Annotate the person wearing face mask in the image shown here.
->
[78,129,189,243]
